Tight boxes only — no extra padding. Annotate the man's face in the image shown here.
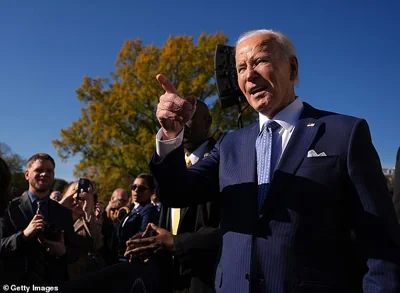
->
[183,104,211,151]
[24,159,55,194]
[235,34,297,118]
[110,189,128,206]
[130,178,152,204]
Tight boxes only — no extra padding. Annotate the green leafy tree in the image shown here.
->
[53,33,257,201]
[0,142,25,174]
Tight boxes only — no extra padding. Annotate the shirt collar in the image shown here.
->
[28,191,49,204]
[186,139,210,165]
[259,97,304,132]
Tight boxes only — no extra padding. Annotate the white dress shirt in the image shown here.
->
[258,97,303,171]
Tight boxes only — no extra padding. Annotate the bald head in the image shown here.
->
[110,188,128,205]
[183,100,212,153]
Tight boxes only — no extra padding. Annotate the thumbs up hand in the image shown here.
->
[156,74,197,140]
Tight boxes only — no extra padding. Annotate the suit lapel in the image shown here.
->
[243,123,259,183]
[18,192,34,225]
[180,138,217,225]
[275,118,322,175]
[261,103,323,215]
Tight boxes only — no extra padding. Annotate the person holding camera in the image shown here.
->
[0,153,79,286]
[59,180,105,280]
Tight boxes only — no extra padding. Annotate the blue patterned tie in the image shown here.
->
[256,120,281,214]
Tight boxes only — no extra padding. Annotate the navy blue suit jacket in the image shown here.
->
[116,202,159,255]
[150,103,400,293]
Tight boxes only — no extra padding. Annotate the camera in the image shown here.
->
[77,178,91,200]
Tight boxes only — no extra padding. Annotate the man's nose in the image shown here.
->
[246,66,259,82]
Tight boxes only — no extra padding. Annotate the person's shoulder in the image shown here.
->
[9,191,28,207]
[304,102,364,125]
[140,203,158,213]
[50,199,72,215]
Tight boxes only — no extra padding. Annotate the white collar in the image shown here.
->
[186,139,210,165]
[259,97,303,133]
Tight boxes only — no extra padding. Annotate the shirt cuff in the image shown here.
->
[156,129,184,157]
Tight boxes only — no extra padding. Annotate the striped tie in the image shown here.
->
[256,120,281,214]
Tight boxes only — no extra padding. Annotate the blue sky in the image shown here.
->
[1,0,399,181]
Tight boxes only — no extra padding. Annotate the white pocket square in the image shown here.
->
[307,150,327,157]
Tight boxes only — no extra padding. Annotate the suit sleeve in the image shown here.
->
[0,203,30,257]
[173,226,220,273]
[347,119,400,292]
[150,142,220,208]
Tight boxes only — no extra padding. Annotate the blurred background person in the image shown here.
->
[151,193,162,212]
[107,200,128,227]
[50,190,62,202]
[0,157,12,251]
[105,188,129,215]
[60,181,105,280]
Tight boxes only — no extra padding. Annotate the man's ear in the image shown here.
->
[290,56,299,81]
[24,169,29,180]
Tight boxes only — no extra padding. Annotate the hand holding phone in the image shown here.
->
[77,178,91,200]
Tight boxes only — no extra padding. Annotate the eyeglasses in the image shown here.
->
[131,184,149,192]
[110,208,118,212]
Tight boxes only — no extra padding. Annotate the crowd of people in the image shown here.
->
[1,28,400,293]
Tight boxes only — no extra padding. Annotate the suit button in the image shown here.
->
[245,273,250,281]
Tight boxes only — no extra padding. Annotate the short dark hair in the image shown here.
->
[135,173,155,191]
[26,153,55,169]
[0,157,12,217]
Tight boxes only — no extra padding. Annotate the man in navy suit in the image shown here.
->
[148,29,400,293]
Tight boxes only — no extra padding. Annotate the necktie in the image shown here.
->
[256,120,281,214]
[31,199,49,284]
[171,155,192,234]
[37,199,49,222]
[171,208,180,235]
[185,156,192,167]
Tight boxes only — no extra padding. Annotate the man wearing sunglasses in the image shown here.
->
[116,174,159,261]
[125,101,220,293]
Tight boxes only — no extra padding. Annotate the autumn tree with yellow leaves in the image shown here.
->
[53,33,257,201]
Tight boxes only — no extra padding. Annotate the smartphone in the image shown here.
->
[77,178,91,200]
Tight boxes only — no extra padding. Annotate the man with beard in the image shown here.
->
[0,153,78,286]
[125,101,220,293]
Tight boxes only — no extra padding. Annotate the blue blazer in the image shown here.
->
[150,102,400,293]
[116,202,159,254]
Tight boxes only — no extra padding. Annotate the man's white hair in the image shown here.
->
[235,29,299,84]
[235,29,296,59]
